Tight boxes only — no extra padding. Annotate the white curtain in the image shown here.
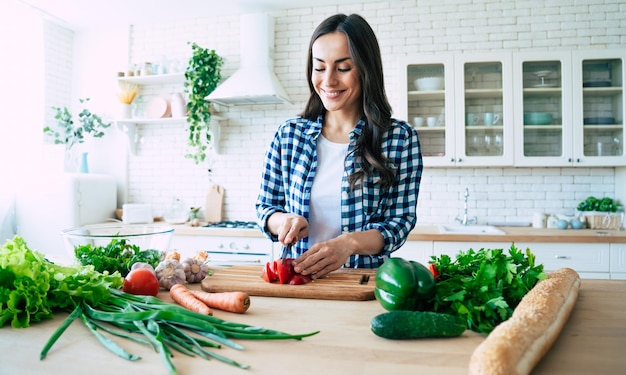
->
[0,0,44,242]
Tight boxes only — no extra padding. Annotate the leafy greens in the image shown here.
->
[429,244,547,334]
[74,238,162,277]
[0,236,123,328]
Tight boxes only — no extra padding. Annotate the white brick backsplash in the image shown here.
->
[39,0,626,225]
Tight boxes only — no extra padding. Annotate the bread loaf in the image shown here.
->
[468,267,581,375]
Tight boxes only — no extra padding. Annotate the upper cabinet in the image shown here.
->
[399,53,513,167]
[400,50,626,167]
[455,53,514,167]
[573,51,625,165]
[514,50,626,167]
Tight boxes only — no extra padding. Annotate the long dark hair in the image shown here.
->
[301,13,396,190]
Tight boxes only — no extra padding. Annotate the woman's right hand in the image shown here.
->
[267,212,309,246]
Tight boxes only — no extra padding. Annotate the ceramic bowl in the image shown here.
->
[61,224,174,261]
[414,76,444,91]
[524,112,553,125]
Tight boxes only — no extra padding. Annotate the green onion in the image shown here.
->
[41,290,319,374]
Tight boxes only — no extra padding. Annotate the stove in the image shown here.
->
[204,220,259,229]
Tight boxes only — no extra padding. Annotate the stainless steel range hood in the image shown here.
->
[206,13,291,106]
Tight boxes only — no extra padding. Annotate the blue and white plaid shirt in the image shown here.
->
[256,115,423,268]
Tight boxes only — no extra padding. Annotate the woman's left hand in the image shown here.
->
[292,237,353,279]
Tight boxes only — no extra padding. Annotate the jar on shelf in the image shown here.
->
[140,62,153,76]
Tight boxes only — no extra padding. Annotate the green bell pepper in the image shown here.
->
[374,257,436,311]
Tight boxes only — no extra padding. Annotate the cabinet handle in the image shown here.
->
[450,158,455,162]
[457,158,462,163]
[554,255,570,259]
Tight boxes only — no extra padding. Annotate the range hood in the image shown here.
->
[206,13,291,106]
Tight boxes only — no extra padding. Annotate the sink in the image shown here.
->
[438,225,506,235]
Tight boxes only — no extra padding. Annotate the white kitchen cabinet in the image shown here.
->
[515,242,610,279]
[431,241,610,279]
[433,241,513,257]
[573,50,626,166]
[399,53,514,167]
[610,243,626,280]
[514,50,626,167]
[398,54,455,166]
[453,53,515,166]
[400,50,625,167]
[170,234,273,265]
[392,241,433,265]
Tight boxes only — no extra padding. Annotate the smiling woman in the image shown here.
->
[0,0,45,243]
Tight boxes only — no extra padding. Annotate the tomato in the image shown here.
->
[123,268,160,296]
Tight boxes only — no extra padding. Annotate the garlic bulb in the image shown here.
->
[155,259,186,290]
[181,257,209,283]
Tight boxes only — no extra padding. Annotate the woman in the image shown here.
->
[255,13,423,279]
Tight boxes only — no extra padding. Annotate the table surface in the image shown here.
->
[1,279,625,375]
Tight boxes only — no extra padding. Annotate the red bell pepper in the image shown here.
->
[262,260,279,283]
[428,263,440,279]
[261,258,311,285]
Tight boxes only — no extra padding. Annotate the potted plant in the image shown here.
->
[43,98,112,171]
[576,196,624,229]
[183,42,223,164]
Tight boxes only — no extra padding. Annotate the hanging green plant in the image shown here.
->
[184,42,224,164]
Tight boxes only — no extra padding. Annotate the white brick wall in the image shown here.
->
[49,0,626,225]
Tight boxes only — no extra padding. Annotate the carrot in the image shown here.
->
[189,289,251,314]
[169,284,213,315]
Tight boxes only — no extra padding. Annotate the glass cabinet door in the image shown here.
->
[573,51,625,165]
[514,53,573,166]
[402,54,455,166]
[456,53,513,166]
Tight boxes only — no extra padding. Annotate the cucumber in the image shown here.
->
[370,310,466,339]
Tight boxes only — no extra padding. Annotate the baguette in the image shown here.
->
[468,267,581,375]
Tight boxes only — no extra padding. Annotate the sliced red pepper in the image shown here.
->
[262,261,279,282]
[428,263,440,279]
[277,258,296,284]
[261,258,311,285]
[288,274,312,285]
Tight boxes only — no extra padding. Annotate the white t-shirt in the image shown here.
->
[308,135,349,247]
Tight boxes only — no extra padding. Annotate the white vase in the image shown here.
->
[64,148,78,173]
[120,103,132,119]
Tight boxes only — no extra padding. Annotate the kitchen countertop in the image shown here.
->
[2,278,625,375]
[407,225,626,243]
[171,223,626,243]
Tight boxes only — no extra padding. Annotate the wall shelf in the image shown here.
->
[117,116,224,155]
[118,72,185,85]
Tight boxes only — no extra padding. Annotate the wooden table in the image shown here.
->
[1,280,625,375]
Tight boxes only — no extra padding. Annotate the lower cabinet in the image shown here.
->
[392,241,433,265]
[610,243,626,280]
[515,242,610,280]
[170,235,274,265]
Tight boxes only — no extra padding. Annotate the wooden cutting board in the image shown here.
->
[201,265,376,301]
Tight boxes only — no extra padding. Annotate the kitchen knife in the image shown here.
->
[281,243,292,261]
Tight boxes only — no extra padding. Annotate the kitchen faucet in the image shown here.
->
[455,187,477,226]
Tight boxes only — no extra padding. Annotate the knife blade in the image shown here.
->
[281,243,292,261]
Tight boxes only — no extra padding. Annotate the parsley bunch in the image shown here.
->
[430,244,547,334]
